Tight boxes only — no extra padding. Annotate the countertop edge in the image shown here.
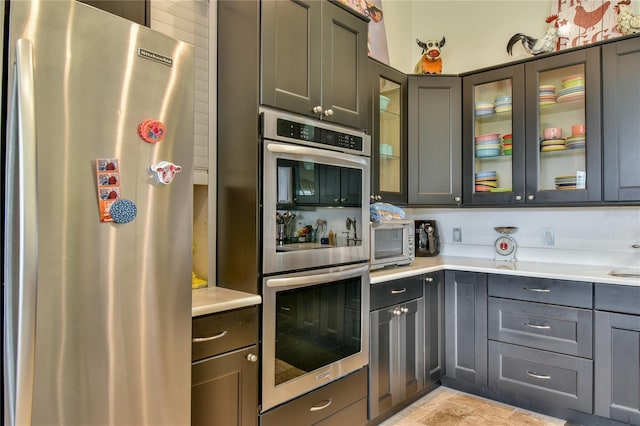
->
[192,287,262,317]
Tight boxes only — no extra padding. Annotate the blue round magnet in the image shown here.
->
[110,199,137,223]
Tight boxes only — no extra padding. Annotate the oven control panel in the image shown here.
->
[276,118,363,152]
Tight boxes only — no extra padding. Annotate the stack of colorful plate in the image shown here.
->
[555,175,578,190]
[502,133,513,155]
[475,101,495,116]
[539,84,557,106]
[494,96,512,113]
[475,133,501,157]
[475,170,497,192]
[557,74,585,103]
[541,138,566,152]
[566,135,586,149]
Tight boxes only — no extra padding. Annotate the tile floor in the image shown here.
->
[378,386,567,426]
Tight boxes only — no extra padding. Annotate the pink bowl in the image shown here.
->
[543,127,562,140]
[571,124,586,136]
[475,133,500,143]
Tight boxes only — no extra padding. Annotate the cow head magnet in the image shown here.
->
[150,161,182,185]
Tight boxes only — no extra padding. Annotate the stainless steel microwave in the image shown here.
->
[370,220,415,270]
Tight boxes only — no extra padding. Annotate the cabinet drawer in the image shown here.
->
[260,367,368,426]
[489,341,593,414]
[488,298,592,358]
[595,283,640,315]
[192,306,258,361]
[370,277,423,311]
[488,274,592,308]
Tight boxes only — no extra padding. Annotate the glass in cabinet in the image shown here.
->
[524,48,601,204]
[463,65,526,205]
[369,58,407,204]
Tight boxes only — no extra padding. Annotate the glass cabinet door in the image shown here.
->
[525,48,601,203]
[378,77,402,195]
[369,59,407,204]
[463,65,525,204]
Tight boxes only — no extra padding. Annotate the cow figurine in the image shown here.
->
[414,37,445,74]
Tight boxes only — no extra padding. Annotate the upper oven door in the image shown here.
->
[263,140,370,274]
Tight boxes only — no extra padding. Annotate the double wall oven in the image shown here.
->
[260,107,371,412]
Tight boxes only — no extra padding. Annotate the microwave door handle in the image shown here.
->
[266,264,369,289]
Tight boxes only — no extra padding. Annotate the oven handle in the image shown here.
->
[265,264,369,289]
[266,141,369,167]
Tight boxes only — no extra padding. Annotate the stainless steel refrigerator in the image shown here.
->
[2,1,194,425]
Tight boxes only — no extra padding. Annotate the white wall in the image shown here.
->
[382,0,554,74]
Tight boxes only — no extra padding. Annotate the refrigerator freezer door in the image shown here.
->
[4,1,194,425]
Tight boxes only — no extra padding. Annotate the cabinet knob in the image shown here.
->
[334,198,340,203]
[527,195,535,200]
[392,308,402,316]
[323,108,334,117]
[376,195,382,201]
[401,307,409,314]
[515,195,522,201]
[425,276,434,283]
[370,194,376,200]
[454,196,461,203]
[312,106,323,114]
[340,198,347,203]
[247,353,258,362]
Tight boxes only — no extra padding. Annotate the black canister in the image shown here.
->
[414,219,440,257]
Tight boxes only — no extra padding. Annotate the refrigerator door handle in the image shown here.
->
[4,38,39,426]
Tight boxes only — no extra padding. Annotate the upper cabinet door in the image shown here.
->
[369,59,408,204]
[320,2,369,129]
[462,65,526,205]
[524,47,602,204]
[602,37,640,202]
[261,0,322,116]
[261,0,368,130]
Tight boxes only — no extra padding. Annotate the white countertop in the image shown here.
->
[370,255,640,286]
[192,256,639,317]
[192,286,261,317]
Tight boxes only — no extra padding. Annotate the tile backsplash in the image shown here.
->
[410,206,640,267]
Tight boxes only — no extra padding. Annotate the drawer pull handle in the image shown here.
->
[524,323,551,330]
[391,288,407,294]
[524,287,550,293]
[280,306,291,311]
[192,330,228,343]
[310,399,332,412]
[526,371,551,380]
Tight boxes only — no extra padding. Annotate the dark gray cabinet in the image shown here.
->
[318,166,362,207]
[603,36,640,202]
[462,47,602,206]
[487,275,593,414]
[369,276,425,421]
[261,0,369,130]
[192,307,259,426]
[444,271,487,386]
[424,271,444,387]
[260,368,368,426]
[595,284,640,425]
[369,58,408,204]
[408,75,462,206]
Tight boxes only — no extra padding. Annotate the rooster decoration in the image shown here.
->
[615,0,640,34]
[414,37,445,74]
[507,14,560,56]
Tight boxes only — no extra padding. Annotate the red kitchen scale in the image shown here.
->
[494,226,518,261]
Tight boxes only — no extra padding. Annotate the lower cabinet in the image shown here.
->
[595,284,640,425]
[192,346,259,426]
[369,276,425,421]
[192,306,259,426]
[260,368,368,426]
[444,270,488,386]
[424,271,444,387]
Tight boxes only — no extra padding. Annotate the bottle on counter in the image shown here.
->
[328,230,335,246]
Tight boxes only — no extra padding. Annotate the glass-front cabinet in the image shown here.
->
[369,58,407,204]
[463,47,601,205]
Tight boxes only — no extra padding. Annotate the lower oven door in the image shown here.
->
[261,263,370,412]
